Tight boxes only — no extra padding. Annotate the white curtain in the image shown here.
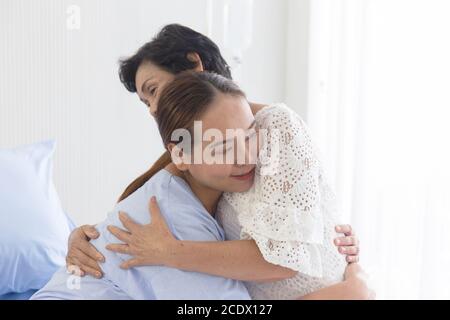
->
[306,0,450,299]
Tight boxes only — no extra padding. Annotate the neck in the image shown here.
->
[165,163,222,216]
[186,175,222,216]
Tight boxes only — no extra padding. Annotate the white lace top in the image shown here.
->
[216,103,347,299]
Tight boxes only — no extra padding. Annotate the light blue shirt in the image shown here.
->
[31,170,250,300]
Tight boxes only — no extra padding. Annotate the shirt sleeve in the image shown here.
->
[149,206,250,300]
[233,104,334,277]
[152,182,250,300]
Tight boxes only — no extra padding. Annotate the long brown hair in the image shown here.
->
[117,71,245,202]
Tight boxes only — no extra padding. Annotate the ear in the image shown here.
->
[186,52,204,72]
[167,143,190,172]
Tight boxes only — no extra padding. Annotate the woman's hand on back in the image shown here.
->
[66,224,105,278]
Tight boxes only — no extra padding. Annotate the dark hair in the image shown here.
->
[118,24,232,93]
[118,72,245,202]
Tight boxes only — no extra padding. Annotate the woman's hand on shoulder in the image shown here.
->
[106,196,178,269]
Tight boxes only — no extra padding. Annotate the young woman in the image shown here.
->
[33,73,259,300]
[65,24,366,299]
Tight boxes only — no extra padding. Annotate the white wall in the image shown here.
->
[0,0,292,225]
[284,0,310,119]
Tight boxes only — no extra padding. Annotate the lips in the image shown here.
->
[231,168,255,181]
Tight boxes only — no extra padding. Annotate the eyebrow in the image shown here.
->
[208,119,256,149]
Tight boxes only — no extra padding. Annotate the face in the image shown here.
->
[136,60,257,193]
[176,93,258,193]
[135,61,175,117]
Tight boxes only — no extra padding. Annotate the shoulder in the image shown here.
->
[254,103,312,152]
[125,170,225,241]
[254,103,296,117]
[109,170,173,225]
[114,170,204,225]
[99,170,224,241]
[255,103,307,131]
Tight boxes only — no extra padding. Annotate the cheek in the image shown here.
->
[189,163,254,193]
[194,164,254,193]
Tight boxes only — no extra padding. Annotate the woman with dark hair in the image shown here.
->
[63,24,366,299]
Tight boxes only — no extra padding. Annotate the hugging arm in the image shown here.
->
[65,210,359,281]
[299,263,375,300]
[106,198,360,283]
[107,199,372,299]
[159,224,359,282]
[164,239,297,282]
[64,200,369,299]
[105,198,292,282]
[167,240,373,299]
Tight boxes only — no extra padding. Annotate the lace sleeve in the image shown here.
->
[228,104,329,277]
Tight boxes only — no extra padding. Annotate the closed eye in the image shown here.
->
[147,85,157,96]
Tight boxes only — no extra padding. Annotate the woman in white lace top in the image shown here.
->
[217,103,348,299]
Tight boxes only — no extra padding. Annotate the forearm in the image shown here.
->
[299,278,370,300]
[166,239,297,282]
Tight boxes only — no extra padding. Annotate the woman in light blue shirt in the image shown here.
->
[32,168,250,299]
[32,72,258,300]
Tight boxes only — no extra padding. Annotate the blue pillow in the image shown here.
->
[0,140,74,295]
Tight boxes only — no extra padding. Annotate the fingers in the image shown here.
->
[118,211,139,233]
[148,196,165,225]
[67,255,103,278]
[79,240,105,262]
[334,236,359,246]
[346,255,359,263]
[338,245,359,255]
[107,225,131,243]
[335,224,354,236]
[106,243,130,255]
[73,248,103,274]
[120,258,145,270]
[79,265,102,279]
[81,224,100,240]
